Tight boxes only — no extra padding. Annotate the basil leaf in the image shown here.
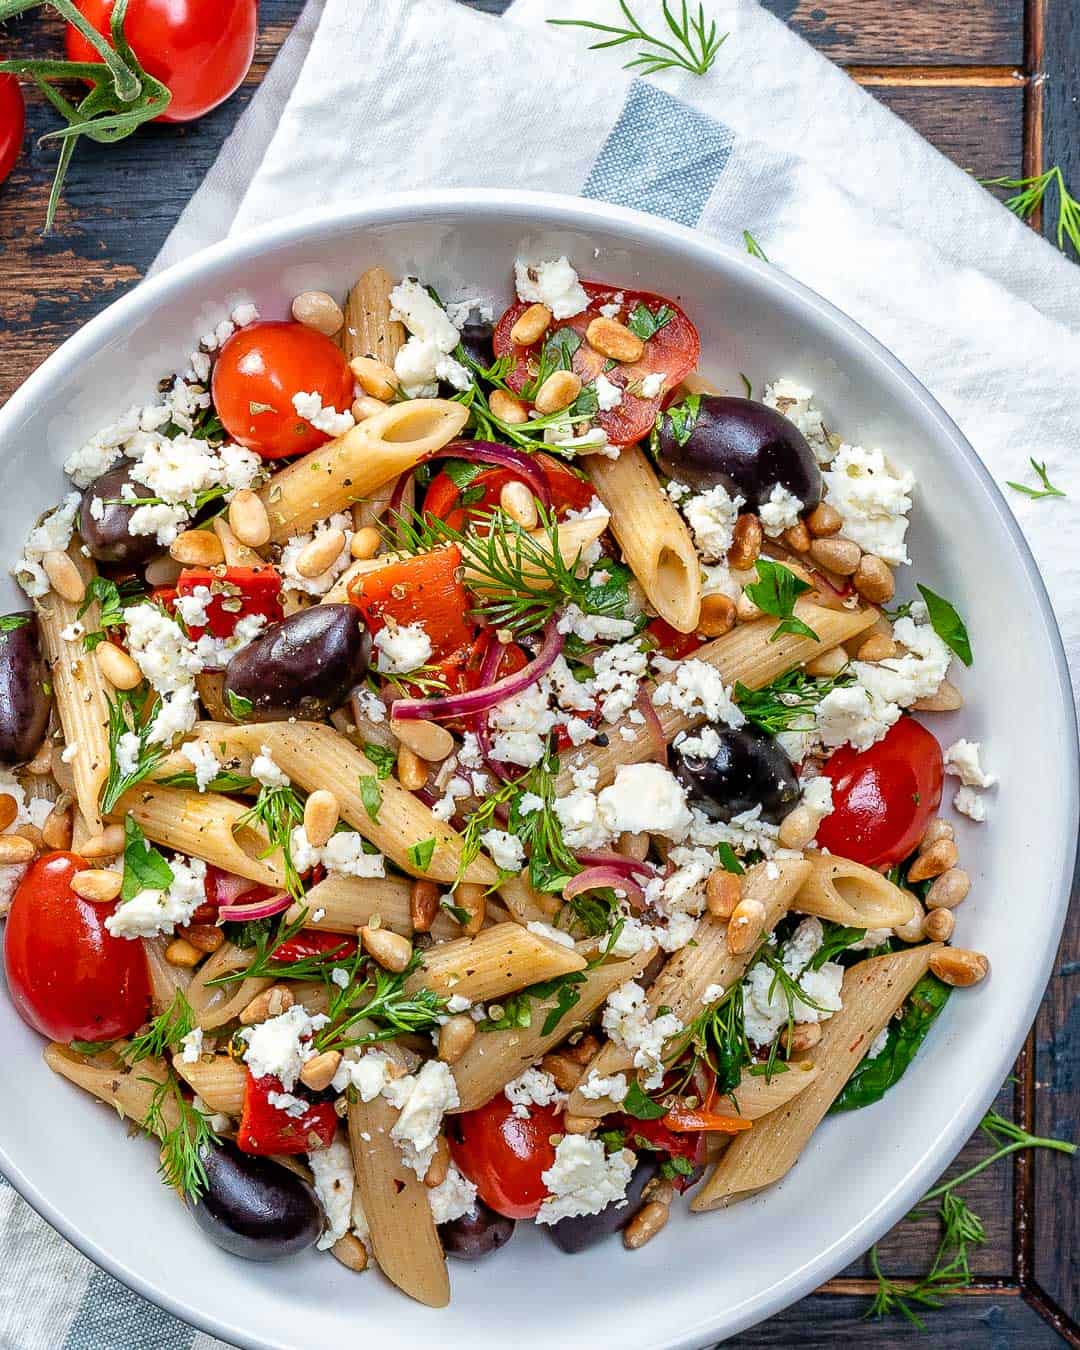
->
[225,688,253,721]
[622,1080,668,1120]
[744,559,818,645]
[121,817,174,903]
[917,584,972,667]
[626,301,674,342]
[363,743,397,780]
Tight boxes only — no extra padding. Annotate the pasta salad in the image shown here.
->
[0,254,994,1300]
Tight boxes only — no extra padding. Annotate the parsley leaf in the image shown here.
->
[651,392,700,454]
[626,301,674,341]
[364,743,397,779]
[744,559,819,643]
[622,1080,668,1120]
[408,836,436,871]
[917,584,972,667]
[358,775,382,822]
[121,817,174,902]
[225,688,253,721]
[0,614,31,636]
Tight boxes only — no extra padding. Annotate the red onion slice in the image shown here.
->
[474,632,516,783]
[426,442,552,509]
[214,873,258,906]
[391,617,563,722]
[218,890,292,922]
[574,851,657,880]
[636,685,668,766]
[563,865,646,909]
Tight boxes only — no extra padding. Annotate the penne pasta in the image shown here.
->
[451,951,652,1113]
[795,853,918,930]
[716,1059,821,1119]
[142,936,193,1013]
[172,1052,246,1116]
[187,941,272,1031]
[584,445,701,633]
[283,872,460,939]
[44,1043,177,1131]
[35,545,111,834]
[260,399,469,542]
[568,859,809,1116]
[212,516,262,567]
[405,922,586,1003]
[691,944,940,1210]
[341,265,407,365]
[497,873,561,925]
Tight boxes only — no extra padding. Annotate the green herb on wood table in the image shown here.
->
[549,1,726,78]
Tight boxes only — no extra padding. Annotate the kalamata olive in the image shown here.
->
[545,1156,658,1254]
[0,614,51,765]
[223,603,370,720]
[439,1198,516,1259]
[78,464,161,565]
[656,395,822,510]
[672,724,800,825]
[191,1139,322,1261]
[458,318,495,371]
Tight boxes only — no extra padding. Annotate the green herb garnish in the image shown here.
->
[981,165,1080,257]
[121,816,173,903]
[548,1,726,77]
[626,301,675,341]
[744,559,819,643]
[363,743,397,779]
[916,584,972,667]
[408,836,436,871]
[358,775,382,823]
[101,687,165,814]
[225,688,253,721]
[235,784,305,901]
[1006,457,1067,502]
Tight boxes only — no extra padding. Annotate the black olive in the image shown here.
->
[672,724,800,824]
[223,604,370,720]
[656,395,822,510]
[0,614,51,764]
[545,1156,659,1254]
[78,464,161,566]
[458,318,495,371]
[191,1140,322,1261]
[439,1199,515,1260]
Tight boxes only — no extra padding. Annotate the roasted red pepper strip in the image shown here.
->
[272,931,358,965]
[177,565,283,640]
[236,1073,338,1156]
[660,1107,753,1134]
[348,544,474,660]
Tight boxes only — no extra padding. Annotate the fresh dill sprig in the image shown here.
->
[743,230,769,261]
[665,981,751,1096]
[509,745,583,897]
[549,1,726,77]
[120,990,195,1065]
[141,1074,220,1201]
[982,164,1080,257]
[452,349,597,450]
[733,667,854,735]
[457,774,526,883]
[373,664,452,698]
[100,686,165,814]
[1006,457,1067,502]
[210,908,343,985]
[314,949,447,1053]
[236,785,305,902]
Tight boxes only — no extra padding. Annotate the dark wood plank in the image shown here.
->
[858,83,1025,181]
[1037,0,1080,252]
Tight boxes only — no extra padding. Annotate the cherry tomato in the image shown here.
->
[645,616,705,661]
[423,452,596,533]
[4,851,150,1042]
[65,0,256,124]
[212,321,354,459]
[177,565,283,640]
[448,1094,561,1219]
[493,283,700,446]
[0,72,24,184]
[814,716,944,869]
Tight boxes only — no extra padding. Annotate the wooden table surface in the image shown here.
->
[0,2,1077,1346]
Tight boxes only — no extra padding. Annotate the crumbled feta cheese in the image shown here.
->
[577,1071,629,1102]
[373,619,432,675]
[742,917,844,1046]
[428,1163,478,1225]
[800,775,834,817]
[591,640,648,723]
[526,919,576,949]
[352,686,387,725]
[553,785,610,850]
[322,831,385,879]
[480,828,526,873]
[291,391,355,439]
[504,1066,566,1119]
[385,1059,460,1177]
[309,1132,355,1249]
[702,983,726,1005]
[536,1135,635,1225]
[267,1090,310,1118]
[652,656,745,728]
[390,278,461,352]
[179,740,222,792]
[757,483,803,538]
[944,739,996,789]
[390,279,472,396]
[251,747,290,789]
[824,443,914,565]
[594,373,624,411]
[488,679,557,768]
[514,256,589,320]
[180,1027,204,1064]
[231,302,259,328]
[279,512,354,596]
[240,1003,329,1090]
[14,493,82,598]
[556,604,636,644]
[763,380,832,465]
[602,980,683,1089]
[597,292,624,319]
[332,1050,395,1100]
[608,915,659,958]
[114,730,142,781]
[174,585,212,630]
[104,855,207,940]
[597,763,691,841]
[815,683,898,752]
[954,785,987,821]
[682,484,743,562]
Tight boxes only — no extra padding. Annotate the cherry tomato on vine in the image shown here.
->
[0,72,24,185]
[4,851,150,1042]
[814,716,944,869]
[64,0,257,124]
[448,1094,560,1219]
[212,321,355,459]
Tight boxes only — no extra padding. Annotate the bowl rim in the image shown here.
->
[0,187,1075,1349]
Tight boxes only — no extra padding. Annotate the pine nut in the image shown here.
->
[455,882,486,936]
[894,894,926,943]
[12,823,42,850]
[585,316,645,364]
[240,985,295,1024]
[424,1134,451,1189]
[165,938,203,968]
[805,502,842,537]
[783,1021,822,1053]
[177,922,225,953]
[925,868,971,911]
[534,370,582,415]
[437,1013,476,1064]
[352,395,389,421]
[735,590,761,622]
[361,925,413,973]
[79,824,125,859]
[391,717,454,763]
[0,793,17,833]
[856,633,897,662]
[43,551,85,604]
[728,514,763,570]
[808,536,862,576]
[562,1113,596,1136]
[617,831,650,862]
[410,878,441,934]
[853,554,895,604]
[295,528,346,578]
[396,744,429,792]
[169,530,225,567]
[623,1200,669,1250]
[923,908,955,942]
[697,593,736,638]
[782,521,811,553]
[96,642,143,691]
[705,868,741,919]
[0,835,34,864]
[350,356,399,401]
[70,868,123,902]
[24,743,53,776]
[778,804,820,850]
[300,1049,342,1092]
[351,526,381,560]
[541,1053,583,1092]
[919,818,955,851]
[510,303,552,347]
[727,897,766,953]
[228,490,271,548]
[331,1233,369,1272]
[563,1033,601,1065]
[490,389,529,425]
[912,680,964,712]
[641,1177,675,1206]
[303,788,340,848]
[291,290,345,337]
[908,838,959,882]
[929,947,989,988]
[805,646,849,677]
[500,480,539,529]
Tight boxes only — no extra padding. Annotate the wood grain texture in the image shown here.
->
[868,85,1025,180]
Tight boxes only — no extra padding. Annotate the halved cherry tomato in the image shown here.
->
[814,716,944,869]
[349,544,475,662]
[422,452,596,533]
[237,1072,338,1156]
[4,851,150,1042]
[493,283,700,446]
[177,565,283,640]
[65,0,256,124]
[272,931,358,965]
[645,616,705,661]
[212,321,354,459]
[448,1094,560,1219]
[0,72,24,184]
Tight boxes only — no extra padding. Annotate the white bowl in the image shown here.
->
[0,190,1074,1350]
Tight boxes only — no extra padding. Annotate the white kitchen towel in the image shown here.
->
[10,1,1080,1347]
